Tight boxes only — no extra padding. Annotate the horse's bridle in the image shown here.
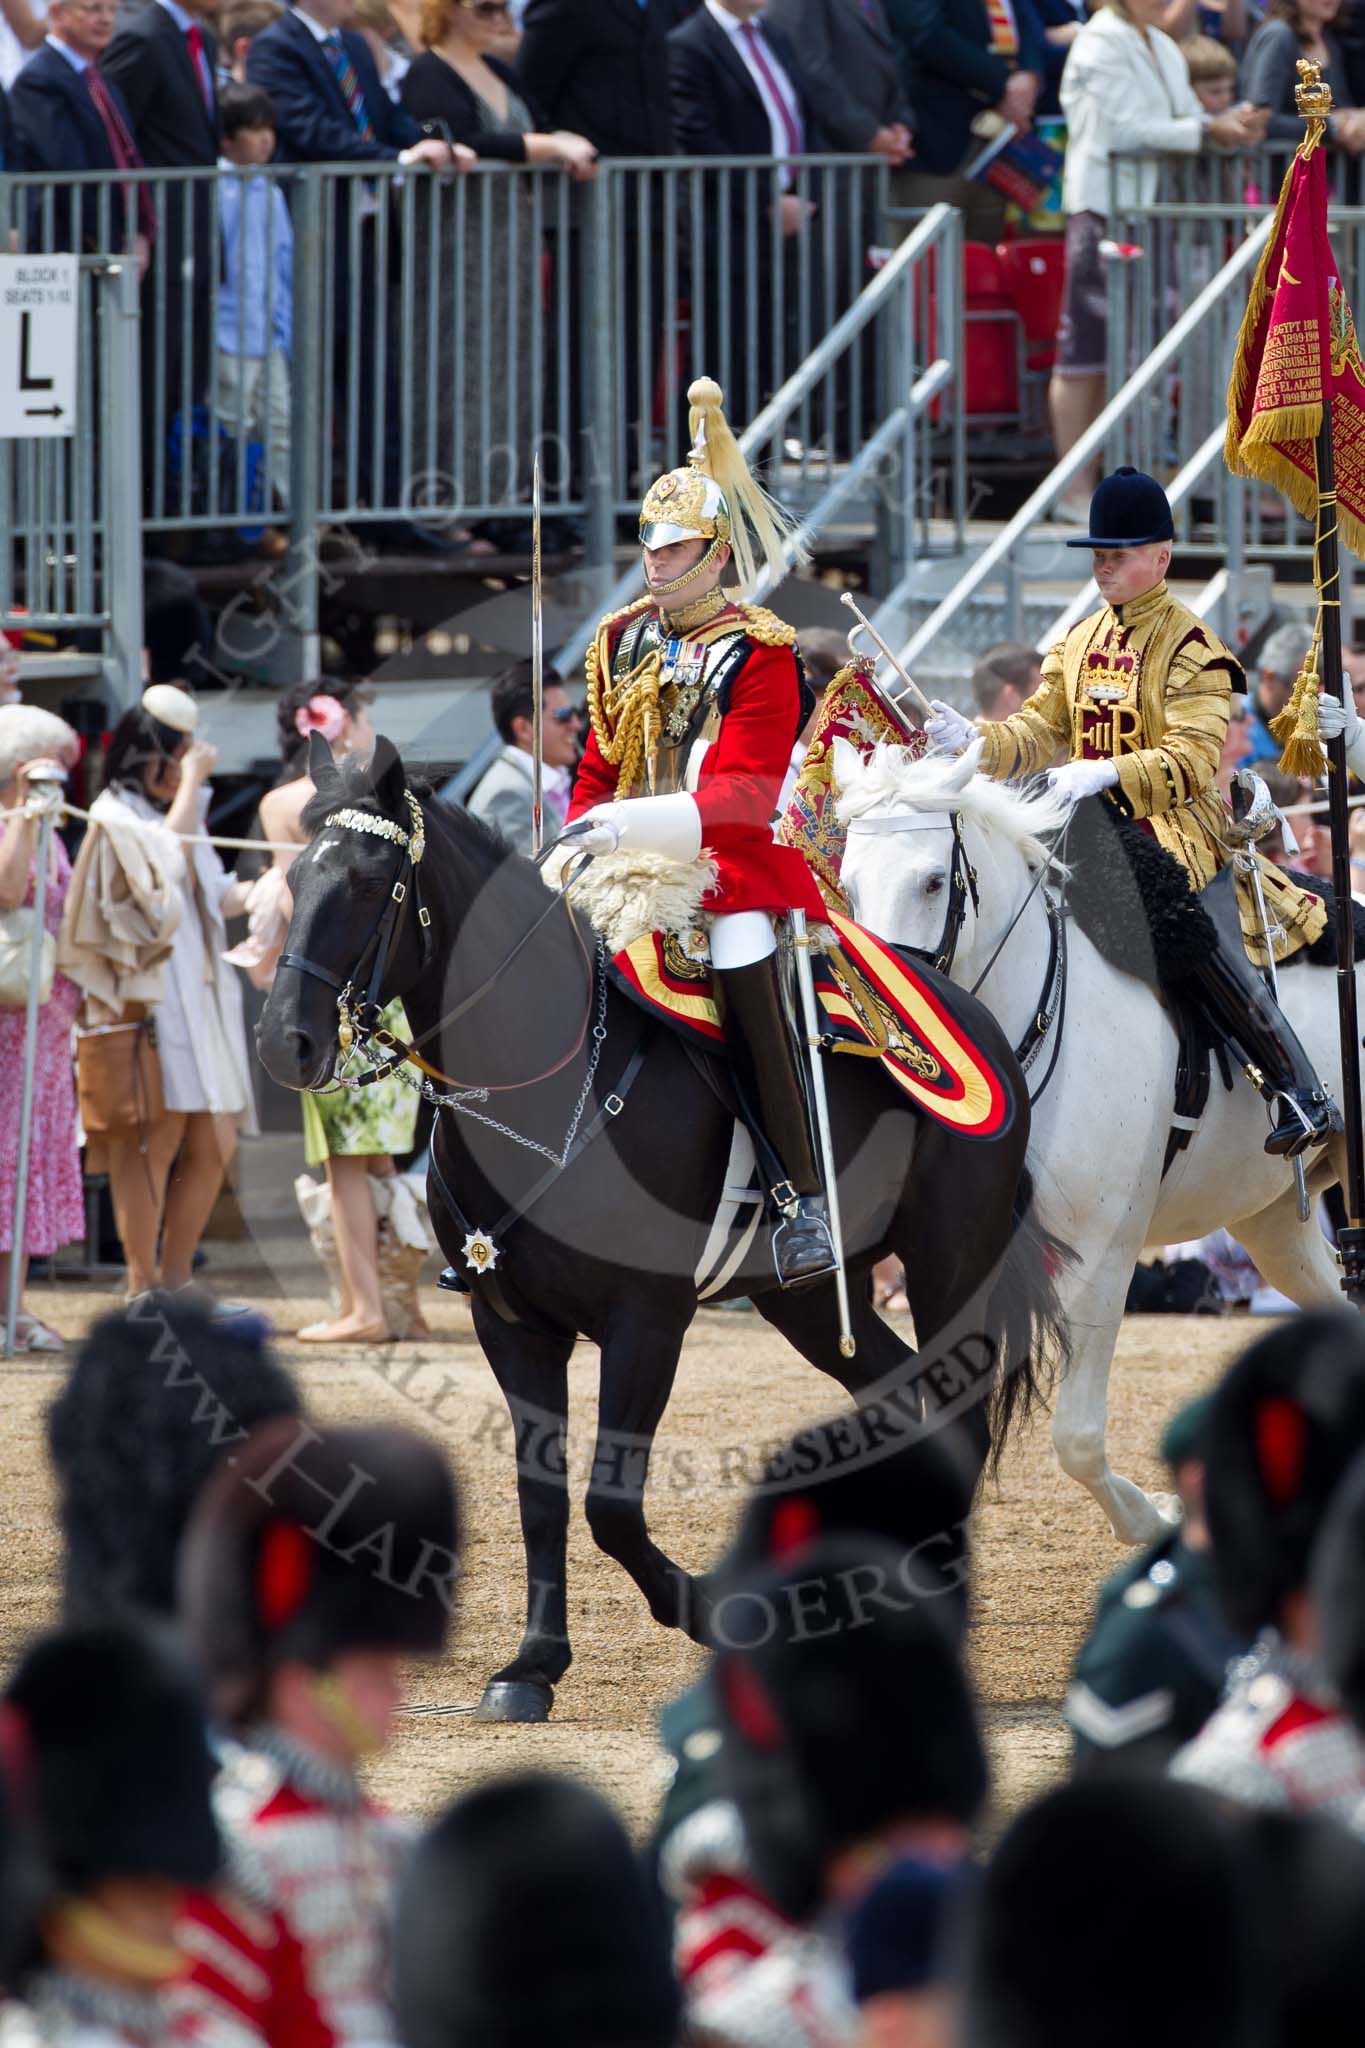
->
[276,789,599,1096]
[844,808,980,977]
[278,788,436,1068]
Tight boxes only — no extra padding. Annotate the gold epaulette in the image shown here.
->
[740,604,798,649]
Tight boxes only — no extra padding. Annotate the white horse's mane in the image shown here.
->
[835,742,1073,874]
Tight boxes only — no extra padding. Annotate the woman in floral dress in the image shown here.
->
[257,679,420,1344]
[0,707,84,1352]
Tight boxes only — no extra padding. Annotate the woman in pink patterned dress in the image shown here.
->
[0,707,84,1353]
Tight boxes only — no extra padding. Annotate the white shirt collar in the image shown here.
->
[45,31,89,68]
[704,0,762,38]
[292,6,340,43]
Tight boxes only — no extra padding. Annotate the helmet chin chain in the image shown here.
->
[645,535,727,597]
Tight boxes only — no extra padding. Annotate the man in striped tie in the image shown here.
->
[247,0,474,550]
[10,0,153,265]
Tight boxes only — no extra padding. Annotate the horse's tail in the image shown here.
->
[983,1166,1073,1478]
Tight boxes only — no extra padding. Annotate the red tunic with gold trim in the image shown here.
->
[569,591,826,919]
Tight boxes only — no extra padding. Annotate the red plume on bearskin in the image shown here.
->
[767,1496,820,1563]
[718,1657,787,1753]
[1255,1396,1308,1508]
[256,1521,316,1630]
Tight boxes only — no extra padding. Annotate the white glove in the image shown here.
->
[578,792,703,861]
[1046,757,1119,802]
[1316,690,1358,743]
[564,816,621,854]
[925,699,976,754]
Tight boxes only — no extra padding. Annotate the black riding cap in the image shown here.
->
[1066,466,1176,548]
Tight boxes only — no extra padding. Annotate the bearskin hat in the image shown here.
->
[1241,1809,1365,2046]
[706,1409,975,1640]
[713,1534,987,1923]
[1311,1444,1365,1730]
[1203,1312,1365,1637]
[178,1417,460,1728]
[961,1778,1259,2048]
[393,1773,680,2048]
[4,1621,220,1891]
[46,1298,302,1623]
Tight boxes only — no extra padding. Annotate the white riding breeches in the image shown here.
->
[710,911,777,969]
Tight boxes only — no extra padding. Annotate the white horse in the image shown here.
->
[835,738,1358,1546]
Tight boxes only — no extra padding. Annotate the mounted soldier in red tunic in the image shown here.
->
[565,377,838,1286]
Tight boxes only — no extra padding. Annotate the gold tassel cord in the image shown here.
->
[1272,490,1339,778]
[585,622,665,799]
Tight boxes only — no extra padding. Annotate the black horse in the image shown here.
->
[258,737,1068,1721]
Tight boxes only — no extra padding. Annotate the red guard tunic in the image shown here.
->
[568,592,826,920]
[169,1734,407,2048]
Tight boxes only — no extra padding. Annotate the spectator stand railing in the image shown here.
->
[0,154,892,695]
[557,201,966,680]
[888,211,1276,681]
[0,245,143,700]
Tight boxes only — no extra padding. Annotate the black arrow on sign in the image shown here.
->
[22,405,63,418]
[19,313,53,393]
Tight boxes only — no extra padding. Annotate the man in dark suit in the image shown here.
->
[765,0,913,164]
[10,0,152,259]
[886,0,1044,242]
[669,0,818,419]
[247,0,466,543]
[518,0,678,499]
[102,0,222,509]
[517,0,678,159]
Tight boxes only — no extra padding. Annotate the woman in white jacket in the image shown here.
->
[1051,0,1265,519]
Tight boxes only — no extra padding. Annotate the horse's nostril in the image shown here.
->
[287,1026,315,1061]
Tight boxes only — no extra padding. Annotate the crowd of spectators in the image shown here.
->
[4,1290,1365,2047]
[0,0,1355,547]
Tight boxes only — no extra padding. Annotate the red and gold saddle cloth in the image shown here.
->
[611,908,1014,1142]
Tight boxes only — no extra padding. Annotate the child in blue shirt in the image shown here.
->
[215,81,292,539]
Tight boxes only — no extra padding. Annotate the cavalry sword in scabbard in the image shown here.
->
[531,454,545,857]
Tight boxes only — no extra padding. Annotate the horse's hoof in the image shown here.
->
[474,1679,554,1723]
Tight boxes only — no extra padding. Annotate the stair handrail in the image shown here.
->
[556,204,963,675]
[886,211,1273,672]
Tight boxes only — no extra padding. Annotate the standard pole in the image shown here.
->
[5,771,64,1360]
[1316,414,1365,1294]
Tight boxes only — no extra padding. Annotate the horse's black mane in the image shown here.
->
[301,756,514,874]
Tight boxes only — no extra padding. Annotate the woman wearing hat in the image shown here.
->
[0,705,83,1353]
[86,686,255,1305]
[926,468,1335,1157]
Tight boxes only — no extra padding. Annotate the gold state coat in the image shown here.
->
[974,582,1326,966]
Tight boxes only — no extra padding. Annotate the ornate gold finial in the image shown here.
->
[1296,56,1333,120]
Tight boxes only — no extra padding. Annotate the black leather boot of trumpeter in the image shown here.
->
[717,955,839,1287]
[1182,937,1334,1158]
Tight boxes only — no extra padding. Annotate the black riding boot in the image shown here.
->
[1181,929,1334,1159]
[717,954,839,1287]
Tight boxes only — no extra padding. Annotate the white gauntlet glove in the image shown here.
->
[568,792,703,861]
[1046,758,1119,803]
[925,700,976,754]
